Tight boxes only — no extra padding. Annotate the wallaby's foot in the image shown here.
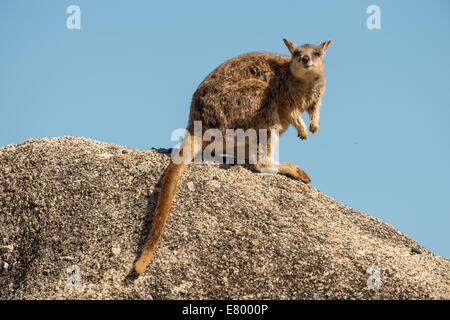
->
[278,162,311,183]
[254,162,311,183]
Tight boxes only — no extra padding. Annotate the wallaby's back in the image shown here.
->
[188,52,291,134]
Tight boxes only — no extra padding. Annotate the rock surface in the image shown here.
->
[0,137,448,299]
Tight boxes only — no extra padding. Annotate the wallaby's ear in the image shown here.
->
[319,39,332,54]
[283,38,297,55]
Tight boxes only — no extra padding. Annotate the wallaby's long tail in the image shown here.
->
[134,136,195,276]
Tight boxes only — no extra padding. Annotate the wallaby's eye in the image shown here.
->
[293,51,301,57]
[313,51,321,57]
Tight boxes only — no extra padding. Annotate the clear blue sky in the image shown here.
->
[1,0,449,258]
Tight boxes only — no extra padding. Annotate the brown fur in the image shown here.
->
[135,38,331,275]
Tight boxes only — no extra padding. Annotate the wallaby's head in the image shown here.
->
[283,38,331,80]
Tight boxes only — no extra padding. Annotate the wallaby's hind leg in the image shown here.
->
[253,129,311,183]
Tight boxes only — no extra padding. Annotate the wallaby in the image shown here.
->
[134,38,332,275]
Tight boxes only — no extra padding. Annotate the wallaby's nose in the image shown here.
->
[302,56,310,64]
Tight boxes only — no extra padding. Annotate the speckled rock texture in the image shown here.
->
[0,137,448,299]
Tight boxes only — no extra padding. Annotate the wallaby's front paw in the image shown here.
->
[309,123,319,134]
[297,130,308,140]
